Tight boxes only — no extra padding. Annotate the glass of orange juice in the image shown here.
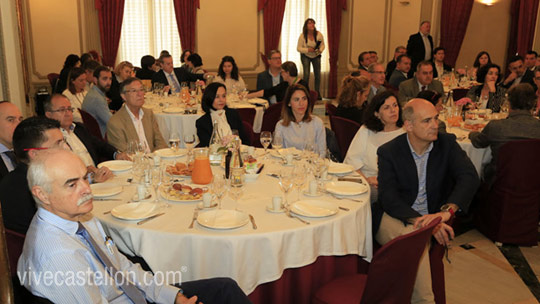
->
[191,148,213,185]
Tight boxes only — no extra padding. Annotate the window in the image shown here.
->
[117,0,182,67]
[281,0,329,95]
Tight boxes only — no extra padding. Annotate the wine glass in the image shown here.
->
[169,132,180,152]
[127,140,137,160]
[303,141,315,162]
[212,174,227,209]
[292,163,306,202]
[151,167,168,208]
[272,133,283,150]
[184,134,197,161]
[228,179,243,210]
[260,131,272,159]
[278,167,294,208]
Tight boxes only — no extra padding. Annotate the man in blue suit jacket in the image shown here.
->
[256,50,284,104]
[374,99,479,303]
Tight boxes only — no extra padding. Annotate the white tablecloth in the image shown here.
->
[92,157,372,294]
[448,127,492,175]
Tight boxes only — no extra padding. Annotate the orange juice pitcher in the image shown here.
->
[191,148,213,185]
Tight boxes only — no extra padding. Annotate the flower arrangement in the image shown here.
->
[455,97,473,107]
[217,134,240,153]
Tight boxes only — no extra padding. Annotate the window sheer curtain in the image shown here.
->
[281,0,329,98]
[117,0,182,67]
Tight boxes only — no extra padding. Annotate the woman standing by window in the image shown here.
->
[297,18,325,99]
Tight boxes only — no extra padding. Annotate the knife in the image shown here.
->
[249,214,257,229]
[338,177,364,184]
[188,209,199,229]
[94,198,122,201]
[256,164,265,174]
[137,213,165,225]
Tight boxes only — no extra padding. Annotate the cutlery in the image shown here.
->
[285,208,310,225]
[136,212,165,225]
[188,209,199,229]
[267,173,279,179]
[339,206,350,211]
[249,214,257,229]
[325,191,363,203]
[94,198,122,201]
[337,177,365,184]
[256,164,265,174]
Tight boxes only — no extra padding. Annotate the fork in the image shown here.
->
[285,208,310,225]
[188,209,199,229]
[325,191,363,203]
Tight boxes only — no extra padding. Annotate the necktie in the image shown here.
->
[3,150,17,166]
[421,86,427,91]
[76,222,147,304]
[168,73,180,93]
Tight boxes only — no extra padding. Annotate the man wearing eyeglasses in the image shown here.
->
[107,77,167,153]
[367,63,387,103]
[0,116,67,234]
[256,50,285,104]
[44,94,130,183]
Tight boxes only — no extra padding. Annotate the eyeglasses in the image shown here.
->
[49,107,75,114]
[270,57,281,60]
[125,88,145,94]
[371,71,385,74]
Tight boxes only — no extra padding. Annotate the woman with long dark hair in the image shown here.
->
[297,18,325,99]
[56,54,80,93]
[466,63,506,112]
[62,67,87,123]
[215,56,246,93]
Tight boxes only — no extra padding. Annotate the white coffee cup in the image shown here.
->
[202,193,212,207]
[309,180,318,195]
[272,196,282,211]
[285,154,293,164]
[137,185,147,200]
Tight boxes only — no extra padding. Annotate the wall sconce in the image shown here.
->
[479,0,496,6]
[399,1,410,5]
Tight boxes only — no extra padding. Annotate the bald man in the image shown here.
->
[373,99,479,303]
[0,101,23,181]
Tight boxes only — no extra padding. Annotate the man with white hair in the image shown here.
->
[18,149,251,304]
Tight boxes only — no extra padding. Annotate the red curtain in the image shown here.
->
[258,0,287,57]
[325,0,347,98]
[173,0,200,52]
[439,0,474,67]
[506,0,539,61]
[94,0,125,67]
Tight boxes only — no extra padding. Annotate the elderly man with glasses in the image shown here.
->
[367,62,387,103]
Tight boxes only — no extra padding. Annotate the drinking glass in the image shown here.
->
[292,163,306,202]
[303,141,315,162]
[228,181,243,210]
[127,140,138,159]
[184,134,197,161]
[212,174,227,209]
[278,167,294,208]
[151,167,168,208]
[272,133,283,150]
[169,132,180,152]
[260,131,272,159]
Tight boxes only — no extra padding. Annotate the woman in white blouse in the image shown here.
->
[344,91,405,200]
[274,84,326,156]
[297,18,325,99]
[61,66,87,123]
[214,56,246,93]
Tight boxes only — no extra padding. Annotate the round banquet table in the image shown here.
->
[144,94,267,147]
[446,126,492,176]
[92,154,372,298]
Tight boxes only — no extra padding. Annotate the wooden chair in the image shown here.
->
[79,109,105,142]
[474,139,540,246]
[46,73,60,92]
[242,121,256,147]
[329,116,361,160]
[313,218,441,304]
[260,102,282,134]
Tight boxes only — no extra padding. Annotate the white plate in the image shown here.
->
[197,209,249,229]
[303,190,323,197]
[90,183,123,198]
[325,181,368,196]
[110,202,159,220]
[160,187,202,202]
[154,148,187,158]
[266,205,285,213]
[328,163,354,175]
[270,148,301,158]
[163,107,183,114]
[98,160,133,173]
[197,202,218,209]
[290,200,338,217]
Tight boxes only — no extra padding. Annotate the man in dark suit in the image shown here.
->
[431,47,453,79]
[374,99,479,303]
[152,54,207,94]
[407,21,433,75]
[502,55,537,90]
[357,51,372,71]
[0,101,23,181]
[469,83,540,184]
[398,61,444,105]
[256,50,285,104]
[385,46,406,82]
[388,54,411,89]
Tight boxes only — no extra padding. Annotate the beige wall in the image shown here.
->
[455,0,512,70]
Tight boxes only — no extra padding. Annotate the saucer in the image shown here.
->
[303,190,323,197]
[266,205,285,213]
[197,202,218,209]
[131,191,151,202]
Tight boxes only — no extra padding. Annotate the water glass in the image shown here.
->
[169,132,180,152]
[279,167,294,208]
[260,131,272,158]
[212,174,227,209]
[272,133,283,150]
[292,163,306,201]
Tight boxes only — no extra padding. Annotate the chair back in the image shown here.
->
[452,88,468,101]
[46,73,60,92]
[236,108,256,127]
[78,109,105,142]
[242,121,256,146]
[260,102,283,133]
[329,116,361,160]
[475,139,540,246]
[325,102,337,116]
[361,218,441,304]
[310,90,319,104]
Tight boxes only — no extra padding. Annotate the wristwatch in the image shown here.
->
[440,204,455,217]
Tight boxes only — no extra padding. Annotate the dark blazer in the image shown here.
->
[152,68,204,87]
[388,69,408,89]
[406,32,433,71]
[256,70,284,102]
[73,123,117,165]
[335,105,364,125]
[263,79,310,103]
[0,163,35,234]
[372,133,480,233]
[502,69,537,90]
[136,68,156,80]
[0,158,9,181]
[107,76,124,111]
[196,108,250,147]
[432,61,453,79]
[385,60,397,82]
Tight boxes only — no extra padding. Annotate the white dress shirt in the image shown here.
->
[62,89,87,123]
[62,124,95,167]
[422,33,432,61]
[126,107,151,153]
